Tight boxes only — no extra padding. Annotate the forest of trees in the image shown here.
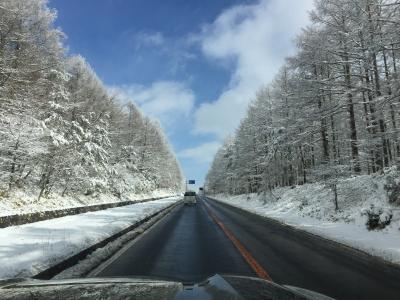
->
[206,0,400,196]
[0,0,183,201]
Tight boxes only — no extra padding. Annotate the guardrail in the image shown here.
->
[0,195,179,228]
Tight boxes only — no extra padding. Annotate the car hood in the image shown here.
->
[0,274,334,300]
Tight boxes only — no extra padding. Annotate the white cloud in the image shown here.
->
[135,31,165,48]
[193,0,314,138]
[110,81,195,129]
[178,141,221,164]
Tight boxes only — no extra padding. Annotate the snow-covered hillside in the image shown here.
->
[213,169,400,264]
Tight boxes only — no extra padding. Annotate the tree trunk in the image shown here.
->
[333,183,338,211]
[344,56,360,173]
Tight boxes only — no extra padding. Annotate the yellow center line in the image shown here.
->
[202,199,273,282]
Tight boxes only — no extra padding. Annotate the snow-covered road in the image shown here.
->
[0,196,181,279]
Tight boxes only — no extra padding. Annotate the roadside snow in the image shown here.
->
[0,196,181,279]
[53,203,176,279]
[0,189,177,217]
[213,171,400,265]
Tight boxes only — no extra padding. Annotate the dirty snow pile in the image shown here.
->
[0,196,180,279]
[0,189,177,217]
[214,169,400,265]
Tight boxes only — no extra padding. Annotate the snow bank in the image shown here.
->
[213,170,400,265]
[0,188,178,217]
[0,196,181,279]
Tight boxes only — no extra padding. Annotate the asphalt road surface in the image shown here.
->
[93,196,400,300]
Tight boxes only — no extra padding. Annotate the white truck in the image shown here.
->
[183,191,197,205]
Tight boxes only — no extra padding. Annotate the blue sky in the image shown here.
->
[49,0,313,187]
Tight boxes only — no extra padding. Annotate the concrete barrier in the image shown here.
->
[0,195,178,228]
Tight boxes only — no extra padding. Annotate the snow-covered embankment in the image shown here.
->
[0,196,181,279]
[213,172,400,265]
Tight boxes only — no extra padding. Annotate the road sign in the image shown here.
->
[188,180,195,184]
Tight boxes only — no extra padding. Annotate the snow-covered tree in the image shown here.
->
[0,0,183,201]
[206,0,400,199]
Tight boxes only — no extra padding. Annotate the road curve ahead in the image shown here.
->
[93,196,400,300]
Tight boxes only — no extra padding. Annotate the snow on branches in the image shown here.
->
[206,0,400,205]
[0,0,183,201]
